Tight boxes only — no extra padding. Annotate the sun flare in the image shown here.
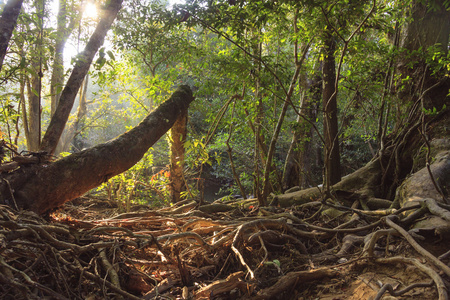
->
[83,2,98,19]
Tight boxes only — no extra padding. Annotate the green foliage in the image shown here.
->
[423,104,447,116]
[426,44,450,75]
[97,151,173,209]
[185,138,210,167]
[0,95,20,143]
[0,0,448,204]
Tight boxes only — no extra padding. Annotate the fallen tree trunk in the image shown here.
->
[0,85,194,214]
[271,158,382,207]
[271,135,450,209]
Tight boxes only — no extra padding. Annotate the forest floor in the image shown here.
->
[0,195,448,300]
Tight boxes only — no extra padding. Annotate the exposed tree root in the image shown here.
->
[249,268,338,300]
[385,215,450,277]
[374,257,448,300]
[374,280,434,300]
[0,192,448,299]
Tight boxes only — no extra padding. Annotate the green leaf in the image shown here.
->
[107,50,115,61]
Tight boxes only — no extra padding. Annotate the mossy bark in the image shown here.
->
[271,158,382,207]
[0,86,194,214]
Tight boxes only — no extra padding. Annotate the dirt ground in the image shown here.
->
[0,196,448,299]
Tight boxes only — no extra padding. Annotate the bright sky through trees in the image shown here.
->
[48,0,99,66]
[83,1,98,19]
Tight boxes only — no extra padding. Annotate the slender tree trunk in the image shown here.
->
[261,37,311,202]
[55,74,89,154]
[251,34,264,202]
[299,77,321,188]
[50,0,66,116]
[261,64,302,204]
[282,118,300,190]
[40,0,123,155]
[244,108,268,167]
[2,86,194,214]
[0,0,24,72]
[20,72,30,147]
[26,72,41,151]
[24,0,45,151]
[50,0,82,116]
[282,75,321,189]
[169,108,188,203]
[322,33,341,186]
[226,100,247,199]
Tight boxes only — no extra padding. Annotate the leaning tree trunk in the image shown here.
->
[40,0,123,155]
[0,86,194,214]
[0,0,24,72]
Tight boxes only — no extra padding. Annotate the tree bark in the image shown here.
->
[1,85,194,214]
[261,63,302,205]
[24,0,45,151]
[169,108,188,203]
[19,72,30,148]
[50,0,82,117]
[322,33,341,186]
[272,158,382,208]
[282,74,320,190]
[40,0,123,155]
[26,72,41,151]
[0,0,24,72]
[395,146,450,207]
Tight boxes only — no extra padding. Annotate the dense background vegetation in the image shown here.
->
[0,0,448,209]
